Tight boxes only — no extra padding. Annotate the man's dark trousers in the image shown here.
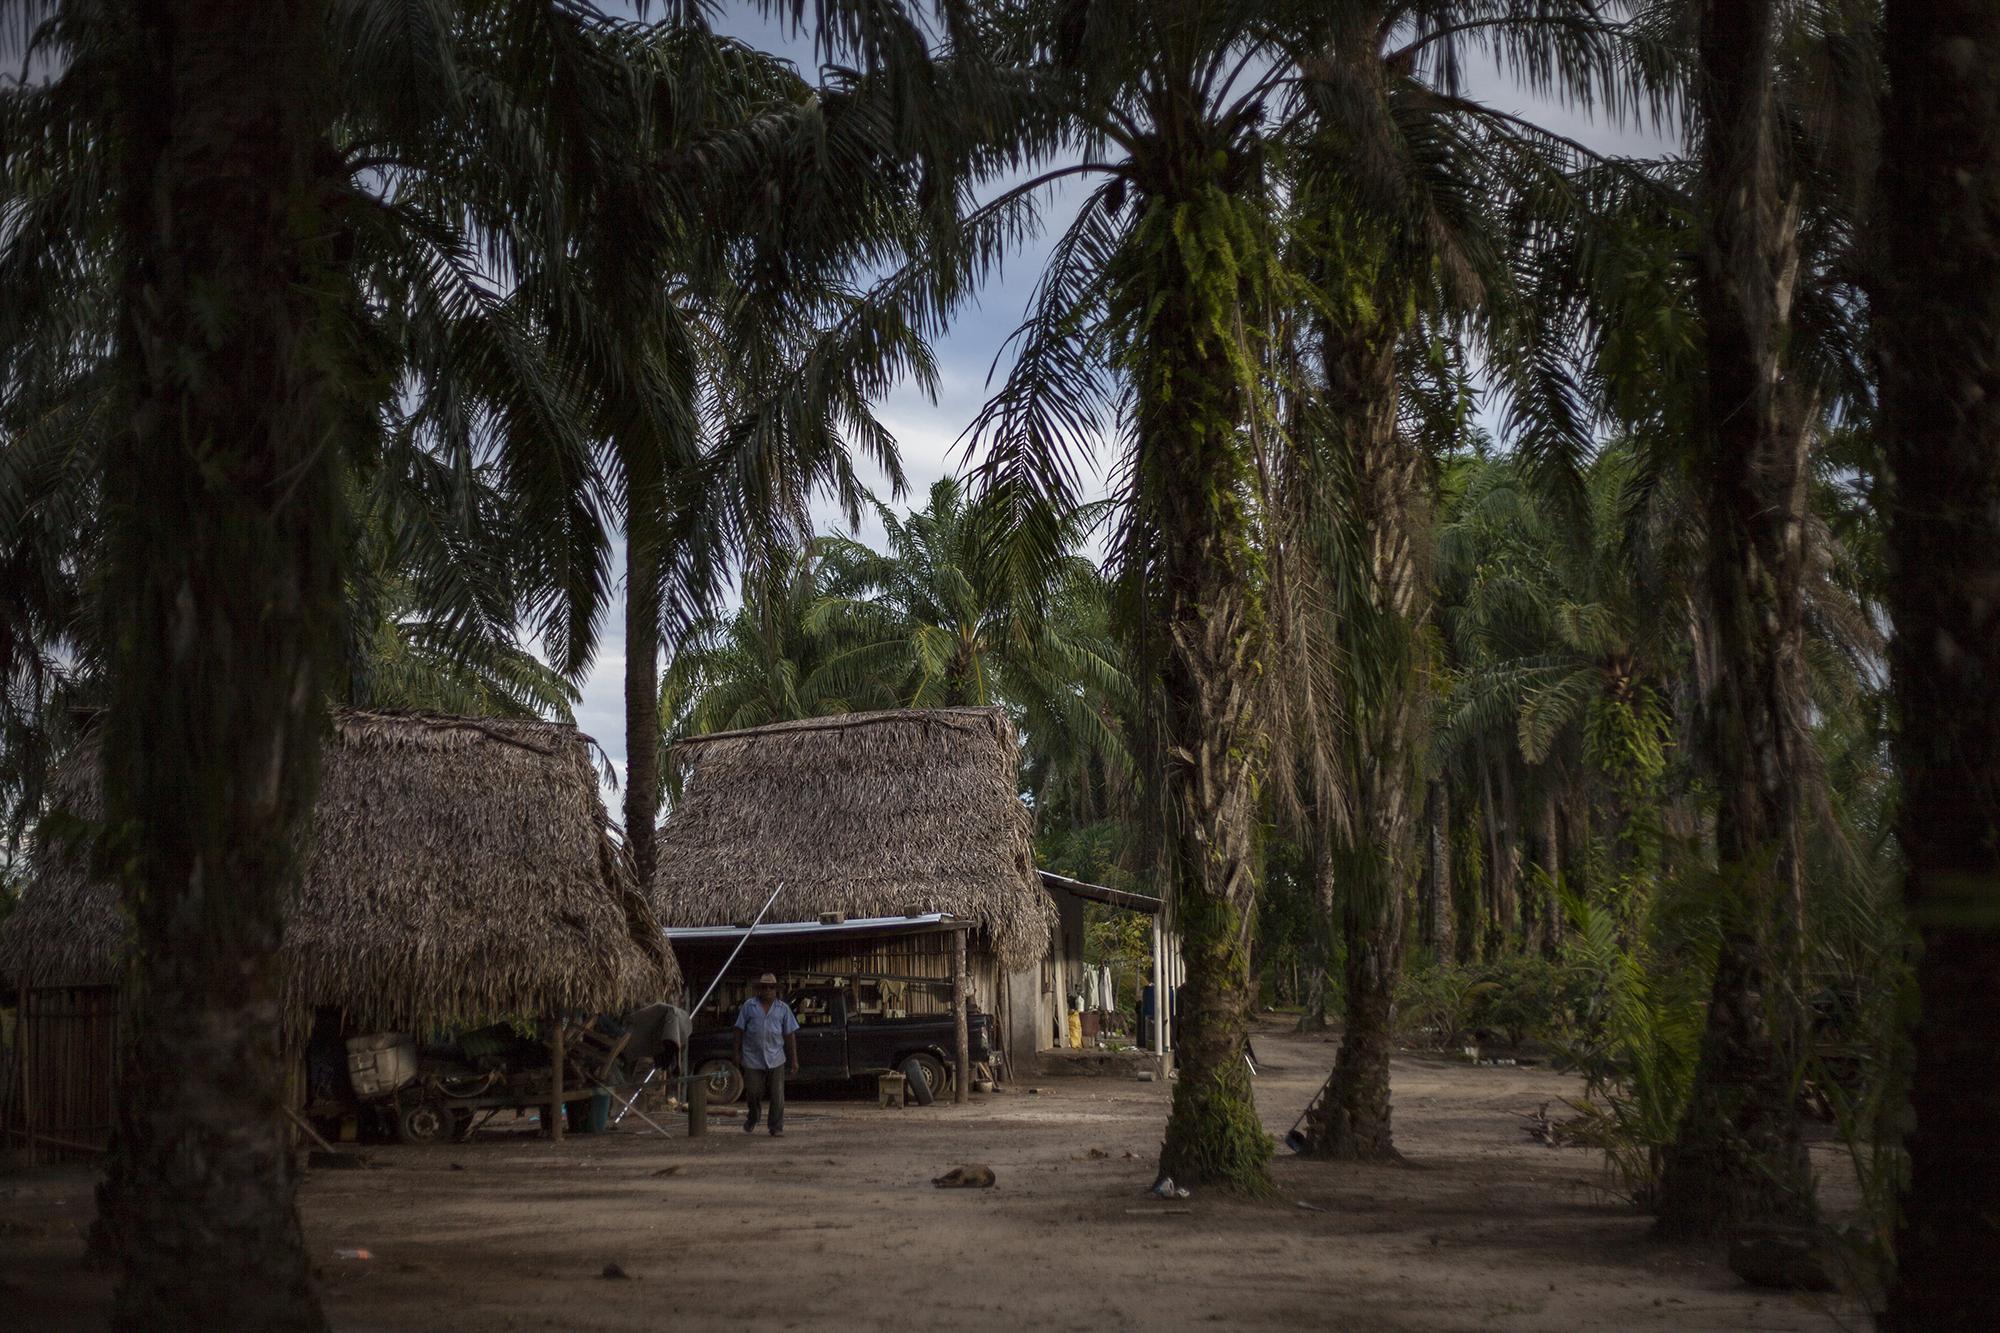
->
[744,1065,786,1133]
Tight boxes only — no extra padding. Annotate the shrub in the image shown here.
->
[1395,963,1492,1049]
[1552,889,1711,1207]
[1394,953,1581,1051]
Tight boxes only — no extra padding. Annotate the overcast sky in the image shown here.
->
[575,3,1678,810]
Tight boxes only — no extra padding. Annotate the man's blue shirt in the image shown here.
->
[734,997,799,1070]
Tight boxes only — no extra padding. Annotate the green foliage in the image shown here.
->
[1395,964,1496,1050]
[1040,816,1153,1010]
[1394,953,1581,1051]
[809,476,1130,774]
[661,481,1131,812]
[1254,837,1330,1009]
[1083,908,1152,1012]
[1554,890,1715,1208]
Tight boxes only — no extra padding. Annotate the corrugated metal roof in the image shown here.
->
[1038,870,1163,915]
[665,913,962,943]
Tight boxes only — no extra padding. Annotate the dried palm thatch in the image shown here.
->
[653,707,1053,968]
[0,710,678,1029]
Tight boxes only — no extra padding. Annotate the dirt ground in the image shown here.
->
[0,1019,1868,1331]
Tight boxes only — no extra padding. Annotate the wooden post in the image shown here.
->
[547,1017,565,1141]
[952,927,969,1104]
[20,987,34,1166]
[1051,941,1067,1048]
[686,1066,708,1137]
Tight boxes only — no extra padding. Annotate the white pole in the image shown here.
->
[1052,940,1067,1048]
[1151,914,1164,1056]
[612,880,787,1128]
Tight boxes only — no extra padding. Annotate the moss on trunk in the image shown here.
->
[1159,890,1275,1191]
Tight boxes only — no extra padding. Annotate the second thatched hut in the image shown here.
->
[651,707,1054,1065]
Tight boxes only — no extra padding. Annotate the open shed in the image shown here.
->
[1030,870,1183,1067]
[0,709,678,1158]
[650,707,1053,1069]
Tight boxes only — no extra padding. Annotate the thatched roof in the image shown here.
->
[651,707,1053,968]
[0,710,679,1028]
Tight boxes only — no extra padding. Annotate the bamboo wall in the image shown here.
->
[1,985,118,1163]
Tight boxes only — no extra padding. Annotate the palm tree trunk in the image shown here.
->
[1453,800,1479,965]
[1537,789,1564,956]
[1295,841,1335,1032]
[92,2,337,1324]
[1476,761,1501,960]
[1423,778,1454,961]
[1141,182,1273,1195]
[1487,758,1522,954]
[1875,3,2000,1321]
[623,498,663,888]
[1656,0,1815,1241]
[1306,322,1428,1162]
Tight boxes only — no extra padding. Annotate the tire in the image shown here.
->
[695,1058,743,1105]
[901,1054,940,1106]
[396,1096,453,1145]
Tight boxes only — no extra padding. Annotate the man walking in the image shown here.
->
[734,973,800,1136]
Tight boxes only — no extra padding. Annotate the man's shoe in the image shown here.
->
[743,1119,757,1133]
[769,1129,785,1138]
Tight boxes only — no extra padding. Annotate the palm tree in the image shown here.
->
[931,0,1647,1186]
[1434,451,1680,950]
[83,0,345,1321]
[660,543,897,745]
[1873,1,2000,1322]
[949,0,1329,1194]
[559,22,939,887]
[1266,1,1650,1161]
[661,483,1129,799]
[1650,0,1880,1239]
[2,3,842,1317]
[810,477,1125,723]
[1488,0,1878,1233]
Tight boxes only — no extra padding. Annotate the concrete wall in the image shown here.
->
[1003,888,1093,1076]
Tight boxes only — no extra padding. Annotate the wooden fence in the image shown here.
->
[1,985,119,1163]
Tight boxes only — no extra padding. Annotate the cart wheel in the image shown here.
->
[396,1096,453,1145]
[901,1055,941,1106]
[695,1058,743,1105]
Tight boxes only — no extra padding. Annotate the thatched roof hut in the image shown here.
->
[652,707,1053,968]
[0,710,678,1028]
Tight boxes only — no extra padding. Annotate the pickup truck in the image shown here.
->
[684,986,997,1105]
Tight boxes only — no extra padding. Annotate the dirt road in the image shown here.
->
[0,1020,1863,1330]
